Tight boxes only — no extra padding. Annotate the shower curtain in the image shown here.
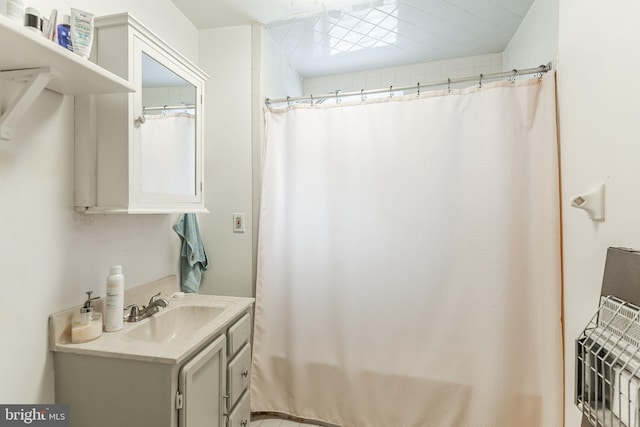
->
[251,74,563,427]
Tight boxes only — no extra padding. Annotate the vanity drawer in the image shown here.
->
[227,391,250,427]
[227,343,251,408]
[227,313,251,357]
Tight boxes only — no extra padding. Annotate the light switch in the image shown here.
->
[233,213,245,233]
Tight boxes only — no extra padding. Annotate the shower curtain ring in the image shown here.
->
[448,78,451,93]
[310,94,314,106]
[417,82,420,97]
[479,74,483,89]
[286,96,291,107]
[361,89,366,103]
[389,85,393,99]
[335,90,341,104]
[511,69,518,84]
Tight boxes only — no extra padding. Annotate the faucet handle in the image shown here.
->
[124,304,140,321]
[148,292,162,304]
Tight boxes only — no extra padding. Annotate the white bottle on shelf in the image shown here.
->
[104,265,124,332]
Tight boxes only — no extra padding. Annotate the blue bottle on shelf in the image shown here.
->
[57,14,72,51]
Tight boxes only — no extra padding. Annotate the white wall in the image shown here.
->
[0,0,197,404]
[558,0,640,426]
[506,0,640,426]
[260,28,304,101]
[503,0,558,71]
[198,26,254,298]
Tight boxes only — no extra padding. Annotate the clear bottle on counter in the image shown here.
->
[71,291,103,343]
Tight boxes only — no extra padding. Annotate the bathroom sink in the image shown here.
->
[124,304,225,344]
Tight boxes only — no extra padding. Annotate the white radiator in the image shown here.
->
[577,296,640,427]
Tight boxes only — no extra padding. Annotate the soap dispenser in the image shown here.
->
[71,291,103,343]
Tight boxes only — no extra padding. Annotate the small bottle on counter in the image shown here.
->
[71,291,103,343]
[104,265,124,332]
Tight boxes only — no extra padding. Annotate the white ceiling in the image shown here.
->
[171,0,535,78]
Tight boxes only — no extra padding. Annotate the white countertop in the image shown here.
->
[49,276,254,364]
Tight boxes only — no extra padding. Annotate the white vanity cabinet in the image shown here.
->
[75,13,209,214]
[53,308,253,427]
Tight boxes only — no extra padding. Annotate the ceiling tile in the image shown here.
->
[487,0,534,18]
[444,0,522,33]
[174,0,535,78]
[357,36,379,48]
[342,31,365,44]
[378,14,399,31]
[328,25,350,39]
[368,26,391,40]
[361,9,389,26]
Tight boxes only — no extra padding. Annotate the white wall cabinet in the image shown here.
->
[54,308,252,427]
[75,13,209,214]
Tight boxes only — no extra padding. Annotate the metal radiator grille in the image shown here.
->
[576,296,640,427]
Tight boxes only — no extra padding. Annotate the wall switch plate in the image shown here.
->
[233,213,245,233]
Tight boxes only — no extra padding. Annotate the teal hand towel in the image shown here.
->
[173,213,208,293]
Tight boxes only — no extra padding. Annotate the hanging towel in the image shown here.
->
[173,213,208,293]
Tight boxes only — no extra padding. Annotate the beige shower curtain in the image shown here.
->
[251,74,563,427]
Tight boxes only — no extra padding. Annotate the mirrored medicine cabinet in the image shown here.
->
[75,13,209,214]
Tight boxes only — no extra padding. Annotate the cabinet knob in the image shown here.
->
[241,369,249,378]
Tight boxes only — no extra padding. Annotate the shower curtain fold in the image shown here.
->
[251,74,563,427]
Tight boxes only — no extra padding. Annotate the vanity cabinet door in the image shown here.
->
[178,335,227,427]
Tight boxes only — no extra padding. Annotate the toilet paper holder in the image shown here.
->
[571,183,605,221]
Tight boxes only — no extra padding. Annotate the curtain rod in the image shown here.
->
[143,105,194,111]
[266,62,552,107]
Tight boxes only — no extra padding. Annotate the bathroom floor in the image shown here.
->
[250,413,325,427]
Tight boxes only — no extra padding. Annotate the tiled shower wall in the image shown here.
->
[303,52,502,96]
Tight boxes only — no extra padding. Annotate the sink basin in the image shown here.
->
[124,304,225,343]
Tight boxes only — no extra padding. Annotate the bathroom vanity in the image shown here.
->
[50,276,254,427]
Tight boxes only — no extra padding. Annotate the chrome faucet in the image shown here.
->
[124,292,169,322]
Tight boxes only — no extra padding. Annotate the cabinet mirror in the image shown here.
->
[140,52,197,197]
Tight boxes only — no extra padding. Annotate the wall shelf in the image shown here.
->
[0,14,135,139]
